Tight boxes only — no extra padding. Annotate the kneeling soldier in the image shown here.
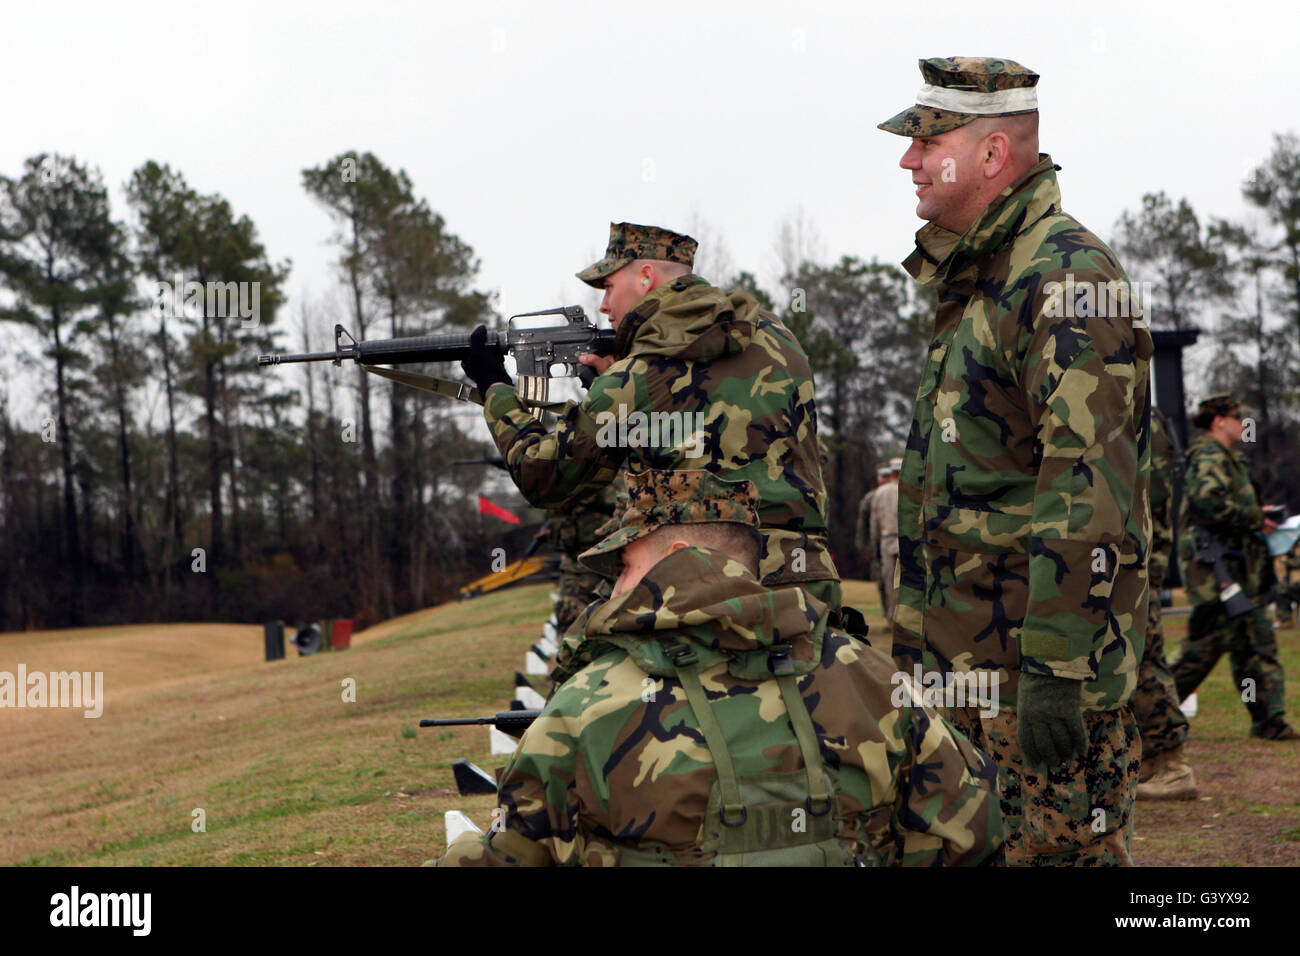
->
[436,470,1002,866]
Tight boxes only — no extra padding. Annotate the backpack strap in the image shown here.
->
[774,673,832,815]
[664,641,747,828]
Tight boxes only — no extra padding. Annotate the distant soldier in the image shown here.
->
[435,470,1002,866]
[461,222,841,614]
[1172,394,1297,741]
[868,458,902,620]
[547,480,620,635]
[1133,408,1197,799]
[856,465,892,606]
[878,56,1152,864]
[1276,541,1300,628]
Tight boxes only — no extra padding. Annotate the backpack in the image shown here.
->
[601,621,878,867]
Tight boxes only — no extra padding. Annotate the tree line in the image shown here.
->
[1,135,1297,631]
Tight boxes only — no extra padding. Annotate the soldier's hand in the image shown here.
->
[1017,673,1087,769]
[579,352,615,377]
[461,325,512,394]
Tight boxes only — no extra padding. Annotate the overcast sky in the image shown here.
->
[3,0,1297,423]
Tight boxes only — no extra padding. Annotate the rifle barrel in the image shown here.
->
[257,349,338,366]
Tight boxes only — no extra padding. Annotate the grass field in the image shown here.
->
[1,579,1296,866]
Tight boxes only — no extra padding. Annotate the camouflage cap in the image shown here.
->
[878,57,1039,137]
[1192,393,1247,429]
[576,222,698,289]
[578,469,760,578]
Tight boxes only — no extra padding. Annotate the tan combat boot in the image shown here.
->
[1137,750,1162,784]
[1136,745,1197,800]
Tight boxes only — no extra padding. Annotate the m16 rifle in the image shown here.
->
[420,709,540,739]
[257,306,616,406]
[420,710,542,796]
[1190,527,1255,618]
[452,456,506,470]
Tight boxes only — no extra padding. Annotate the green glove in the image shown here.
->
[1017,673,1086,769]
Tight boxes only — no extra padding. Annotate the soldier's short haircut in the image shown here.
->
[642,522,760,575]
[964,113,1039,158]
[632,258,691,280]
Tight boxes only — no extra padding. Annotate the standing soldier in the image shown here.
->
[435,471,1002,866]
[878,57,1152,864]
[1133,407,1197,799]
[1172,394,1297,740]
[856,465,892,611]
[868,458,902,621]
[461,222,841,614]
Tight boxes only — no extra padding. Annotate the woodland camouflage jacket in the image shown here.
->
[481,276,838,588]
[1148,408,1179,590]
[890,155,1153,713]
[438,546,1002,866]
[1177,433,1270,603]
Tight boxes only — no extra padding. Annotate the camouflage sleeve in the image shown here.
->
[889,680,1004,866]
[1184,446,1261,534]
[452,653,631,867]
[481,375,629,511]
[868,492,883,554]
[1017,272,1147,682]
[856,492,872,554]
[435,828,546,867]
[1148,412,1174,586]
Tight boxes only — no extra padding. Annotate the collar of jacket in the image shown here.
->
[903,153,1063,288]
[1189,432,1247,469]
[612,274,753,363]
[578,545,827,678]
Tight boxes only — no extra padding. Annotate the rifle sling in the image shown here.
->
[362,365,568,414]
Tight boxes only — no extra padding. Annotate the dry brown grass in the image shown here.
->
[2,578,1295,866]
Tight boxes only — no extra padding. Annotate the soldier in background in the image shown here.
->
[1275,540,1300,628]
[435,470,1002,866]
[856,465,893,610]
[547,480,620,635]
[1172,394,1297,741]
[1133,407,1197,799]
[869,458,902,621]
[879,56,1151,864]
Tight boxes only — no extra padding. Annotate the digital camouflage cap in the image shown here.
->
[1192,393,1246,430]
[578,469,760,577]
[878,57,1039,137]
[576,222,698,289]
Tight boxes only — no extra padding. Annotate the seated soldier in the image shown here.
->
[435,470,1003,866]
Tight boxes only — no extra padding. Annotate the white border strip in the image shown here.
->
[914,84,1037,114]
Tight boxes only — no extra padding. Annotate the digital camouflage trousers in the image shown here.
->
[947,704,1139,866]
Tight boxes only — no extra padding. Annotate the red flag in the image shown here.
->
[478,495,521,525]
